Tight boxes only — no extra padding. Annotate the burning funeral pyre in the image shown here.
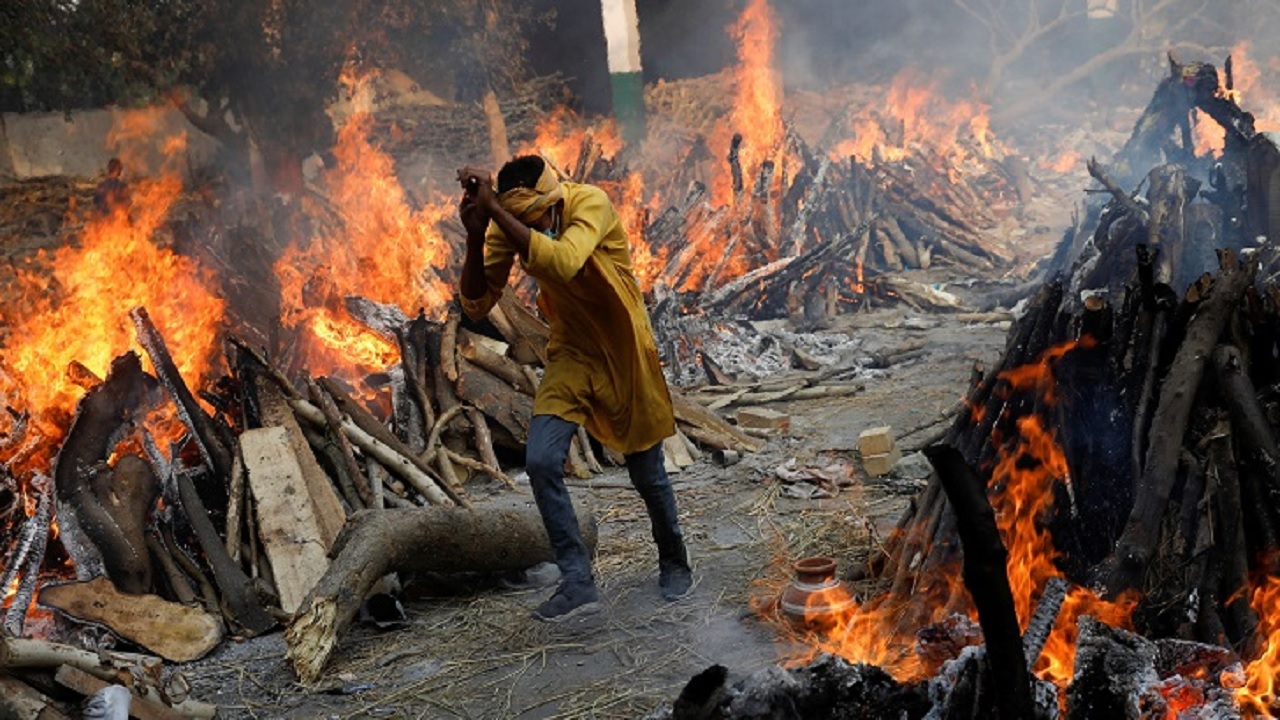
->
[646,56,1280,720]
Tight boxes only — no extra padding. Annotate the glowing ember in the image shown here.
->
[276,66,454,377]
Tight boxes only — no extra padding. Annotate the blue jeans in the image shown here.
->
[526,414,687,587]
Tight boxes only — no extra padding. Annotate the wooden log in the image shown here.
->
[454,357,534,446]
[161,524,220,616]
[1213,344,1280,508]
[37,577,222,663]
[440,307,461,383]
[299,422,362,512]
[1,478,51,637]
[286,504,599,685]
[670,393,765,453]
[293,390,457,507]
[305,376,371,508]
[54,665,214,720]
[225,446,246,563]
[466,407,509,484]
[397,310,437,433]
[495,288,550,365]
[0,637,160,681]
[1023,576,1068,670]
[174,467,275,636]
[0,674,66,720]
[52,352,159,596]
[1106,252,1254,596]
[130,307,231,482]
[390,367,426,456]
[145,534,197,607]
[457,330,536,395]
[1205,424,1258,646]
[1067,617,1159,719]
[1129,280,1176,482]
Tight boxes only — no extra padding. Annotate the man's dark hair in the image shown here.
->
[106,157,123,176]
[497,155,545,193]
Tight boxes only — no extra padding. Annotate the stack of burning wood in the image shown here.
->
[0,277,766,713]
[546,102,1020,324]
[652,58,1280,719]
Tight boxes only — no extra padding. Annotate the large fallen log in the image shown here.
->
[286,503,599,685]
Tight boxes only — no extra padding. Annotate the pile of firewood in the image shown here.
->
[827,58,1280,718]
[577,126,1018,324]
[0,269,769,712]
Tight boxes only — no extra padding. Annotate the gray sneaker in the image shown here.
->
[533,582,602,622]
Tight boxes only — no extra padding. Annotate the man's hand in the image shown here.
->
[459,195,489,241]
[457,166,498,213]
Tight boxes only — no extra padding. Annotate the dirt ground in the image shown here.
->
[179,281,1023,720]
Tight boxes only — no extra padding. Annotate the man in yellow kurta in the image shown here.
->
[457,156,692,621]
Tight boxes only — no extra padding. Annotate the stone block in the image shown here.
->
[862,447,903,477]
[858,425,896,456]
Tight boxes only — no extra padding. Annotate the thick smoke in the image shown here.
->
[621,0,1280,129]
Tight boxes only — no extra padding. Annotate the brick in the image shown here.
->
[736,407,791,430]
[862,447,903,477]
[858,426,896,456]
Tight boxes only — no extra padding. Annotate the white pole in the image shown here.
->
[600,0,645,144]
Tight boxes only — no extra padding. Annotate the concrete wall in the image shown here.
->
[0,107,218,180]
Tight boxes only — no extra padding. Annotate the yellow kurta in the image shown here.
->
[459,182,675,455]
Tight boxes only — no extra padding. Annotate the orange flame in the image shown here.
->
[1227,42,1280,133]
[710,0,784,207]
[832,69,1005,169]
[1194,43,1280,158]
[769,337,1135,689]
[1238,572,1280,716]
[0,107,225,476]
[1041,150,1083,175]
[276,66,454,377]
[990,338,1137,686]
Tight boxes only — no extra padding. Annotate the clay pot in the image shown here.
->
[779,556,855,630]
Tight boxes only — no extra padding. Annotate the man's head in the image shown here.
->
[497,155,546,193]
[496,155,563,233]
[106,157,123,178]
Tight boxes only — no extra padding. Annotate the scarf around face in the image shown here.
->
[496,160,564,223]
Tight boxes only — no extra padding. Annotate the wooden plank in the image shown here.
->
[38,577,222,663]
[662,434,695,470]
[242,426,333,614]
[255,377,346,549]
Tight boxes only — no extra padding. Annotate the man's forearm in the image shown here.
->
[459,232,490,301]
[485,203,532,259]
